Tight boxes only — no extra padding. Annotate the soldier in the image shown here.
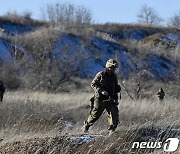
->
[156,88,165,101]
[83,59,121,133]
[0,81,5,102]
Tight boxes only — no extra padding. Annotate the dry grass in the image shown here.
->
[0,13,45,26]
[0,90,179,134]
[0,90,179,153]
[13,26,62,56]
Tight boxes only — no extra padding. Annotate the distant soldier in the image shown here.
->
[156,88,165,101]
[0,81,5,102]
[83,59,121,133]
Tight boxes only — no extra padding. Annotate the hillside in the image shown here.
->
[0,19,180,82]
[0,17,180,154]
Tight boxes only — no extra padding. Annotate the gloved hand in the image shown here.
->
[101,91,108,96]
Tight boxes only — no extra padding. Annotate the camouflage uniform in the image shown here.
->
[156,88,165,101]
[0,81,5,102]
[84,59,121,132]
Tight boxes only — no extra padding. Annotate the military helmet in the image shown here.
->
[105,59,119,68]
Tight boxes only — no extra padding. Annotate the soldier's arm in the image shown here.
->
[91,72,104,93]
[156,92,160,96]
[114,75,121,100]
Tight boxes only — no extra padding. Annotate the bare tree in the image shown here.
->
[168,11,180,28]
[75,6,92,24]
[40,2,92,24]
[22,11,32,20]
[64,3,75,23]
[47,3,56,23]
[137,4,163,25]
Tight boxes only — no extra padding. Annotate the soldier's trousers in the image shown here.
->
[86,97,119,129]
[0,92,3,102]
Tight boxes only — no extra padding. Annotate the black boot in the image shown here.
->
[108,125,116,134]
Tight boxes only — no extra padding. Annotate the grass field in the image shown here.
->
[0,90,179,153]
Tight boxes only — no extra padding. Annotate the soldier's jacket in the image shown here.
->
[91,69,121,100]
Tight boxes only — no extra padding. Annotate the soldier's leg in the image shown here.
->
[84,99,106,129]
[0,93,3,102]
[90,98,94,114]
[106,104,119,131]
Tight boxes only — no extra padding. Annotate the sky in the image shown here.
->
[0,0,179,24]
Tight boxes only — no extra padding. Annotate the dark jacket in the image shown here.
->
[157,88,165,100]
[91,69,121,100]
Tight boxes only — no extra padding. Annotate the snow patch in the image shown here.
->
[0,40,13,63]
[0,22,35,35]
[70,135,95,143]
[108,29,157,41]
[147,54,177,79]
[52,34,178,79]
[161,33,180,47]
[0,39,33,64]
[90,37,134,77]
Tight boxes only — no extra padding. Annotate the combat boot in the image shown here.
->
[108,125,115,130]
[108,125,116,134]
[83,121,90,133]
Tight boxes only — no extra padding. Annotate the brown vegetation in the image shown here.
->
[0,12,45,26]
[0,91,179,153]
[0,13,180,153]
